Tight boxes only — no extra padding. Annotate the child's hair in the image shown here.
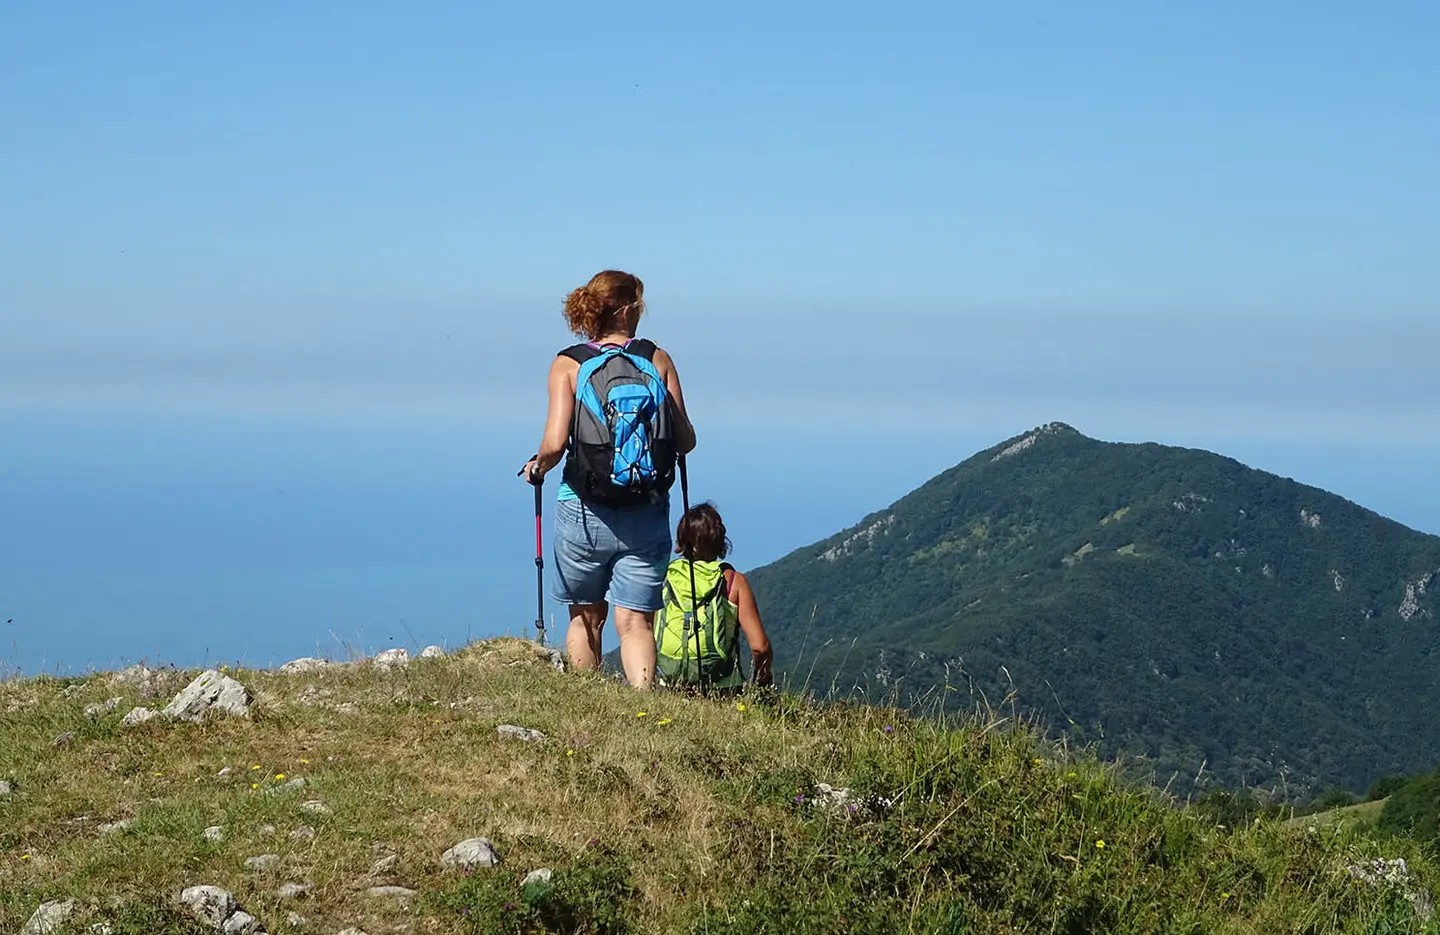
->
[562,270,645,339]
[676,502,732,562]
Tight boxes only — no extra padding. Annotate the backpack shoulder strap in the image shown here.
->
[559,343,601,364]
[624,338,658,361]
[720,563,736,598]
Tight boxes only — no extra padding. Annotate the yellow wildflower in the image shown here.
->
[566,749,575,757]
[658,718,673,726]
[274,773,285,780]
[299,759,309,765]
[735,703,747,712]
[251,783,259,790]
[1095,840,1106,849]
[636,711,648,718]
[1221,892,1231,899]
[153,771,163,777]
[251,765,262,771]
[1032,758,1043,765]
[20,854,30,861]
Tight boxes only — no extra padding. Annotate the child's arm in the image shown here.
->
[727,570,773,687]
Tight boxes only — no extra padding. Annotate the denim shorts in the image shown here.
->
[551,497,672,612]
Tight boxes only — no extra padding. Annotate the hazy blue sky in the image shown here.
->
[2,2,1437,673]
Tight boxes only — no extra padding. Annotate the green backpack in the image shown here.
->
[655,559,744,688]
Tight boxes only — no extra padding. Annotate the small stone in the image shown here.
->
[497,724,545,742]
[0,779,12,795]
[52,731,76,748]
[258,824,278,837]
[223,911,263,935]
[372,648,410,671]
[245,854,282,873]
[368,854,399,876]
[278,657,332,675]
[336,929,370,935]
[85,697,125,718]
[162,670,252,722]
[298,800,331,815]
[217,767,235,779]
[546,648,565,671]
[419,645,446,659]
[179,886,237,928]
[364,886,417,899]
[523,868,554,887]
[267,778,307,795]
[285,912,308,928]
[204,826,225,843]
[441,837,500,869]
[276,883,313,900]
[290,825,316,842]
[21,899,78,935]
[98,819,134,834]
[121,706,161,728]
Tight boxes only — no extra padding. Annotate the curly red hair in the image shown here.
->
[563,270,645,340]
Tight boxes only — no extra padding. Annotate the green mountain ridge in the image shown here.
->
[747,422,1440,797]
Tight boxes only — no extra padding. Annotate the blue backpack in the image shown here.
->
[559,339,677,506]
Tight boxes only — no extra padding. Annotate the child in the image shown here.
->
[656,502,774,690]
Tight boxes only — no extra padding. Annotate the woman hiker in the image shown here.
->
[521,270,696,689]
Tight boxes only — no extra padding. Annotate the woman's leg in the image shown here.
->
[566,602,609,670]
[613,607,656,689]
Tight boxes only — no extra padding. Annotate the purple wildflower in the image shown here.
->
[883,724,894,734]
[794,793,806,804]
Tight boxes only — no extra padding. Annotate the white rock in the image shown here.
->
[98,819,134,834]
[268,778,307,795]
[290,825,316,842]
[276,883,313,900]
[523,868,553,887]
[217,767,235,779]
[336,929,370,935]
[223,911,263,935]
[364,886,417,899]
[204,826,225,843]
[179,886,237,928]
[419,645,446,659]
[369,854,399,876]
[85,697,125,718]
[285,913,308,928]
[546,648,566,672]
[0,779,12,795]
[162,669,252,722]
[22,899,78,935]
[121,706,162,728]
[372,648,410,671]
[111,664,155,686]
[298,800,331,815]
[497,724,545,742]
[278,658,331,675]
[441,837,500,869]
[245,854,282,873]
[258,824,278,837]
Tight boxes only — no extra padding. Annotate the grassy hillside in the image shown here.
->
[2,639,1438,934]
[746,423,1440,797]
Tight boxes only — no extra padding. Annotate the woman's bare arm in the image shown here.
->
[653,347,697,455]
[729,570,773,686]
[525,356,577,480]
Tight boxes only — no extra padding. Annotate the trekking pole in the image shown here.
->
[679,455,707,696]
[519,459,546,646]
